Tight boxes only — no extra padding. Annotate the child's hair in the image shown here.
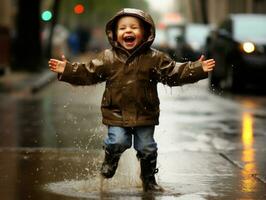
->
[113,15,151,42]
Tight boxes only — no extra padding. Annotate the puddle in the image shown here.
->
[45,177,142,199]
[44,177,184,199]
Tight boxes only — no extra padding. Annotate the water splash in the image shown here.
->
[44,149,146,198]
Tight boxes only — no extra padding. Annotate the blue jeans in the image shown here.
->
[104,126,157,158]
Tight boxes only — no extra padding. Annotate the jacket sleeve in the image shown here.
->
[58,51,107,85]
[157,52,208,86]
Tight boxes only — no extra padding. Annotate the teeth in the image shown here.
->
[124,36,135,42]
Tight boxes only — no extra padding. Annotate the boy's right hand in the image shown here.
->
[48,55,67,73]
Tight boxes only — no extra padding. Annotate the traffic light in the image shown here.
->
[41,10,53,21]
[74,4,85,14]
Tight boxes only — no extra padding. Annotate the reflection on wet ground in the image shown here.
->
[0,81,266,199]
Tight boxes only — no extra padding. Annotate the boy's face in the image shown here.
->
[116,16,144,51]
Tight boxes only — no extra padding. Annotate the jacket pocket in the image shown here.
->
[102,89,111,107]
[144,86,160,110]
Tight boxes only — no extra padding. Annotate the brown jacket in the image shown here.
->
[59,8,208,127]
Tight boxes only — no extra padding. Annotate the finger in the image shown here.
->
[206,61,215,66]
[50,68,56,72]
[61,54,66,61]
[49,66,56,71]
[49,59,56,62]
[48,62,56,68]
[206,62,215,67]
[205,59,215,63]
[207,64,215,69]
[198,55,205,62]
[205,67,214,72]
[49,61,57,67]
[48,61,55,67]
[49,66,54,71]
[49,60,59,66]
[49,59,60,63]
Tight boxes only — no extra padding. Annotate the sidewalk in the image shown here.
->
[0,69,57,94]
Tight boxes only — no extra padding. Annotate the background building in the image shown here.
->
[178,0,266,25]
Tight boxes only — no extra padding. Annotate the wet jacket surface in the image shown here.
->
[59,8,208,127]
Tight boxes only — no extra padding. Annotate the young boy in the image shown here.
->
[49,8,215,192]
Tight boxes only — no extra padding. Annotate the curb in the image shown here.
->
[30,71,57,93]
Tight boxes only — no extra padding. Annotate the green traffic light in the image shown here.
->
[41,10,52,21]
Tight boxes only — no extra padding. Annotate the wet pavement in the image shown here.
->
[0,76,266,199]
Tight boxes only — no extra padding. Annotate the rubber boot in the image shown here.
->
[138,153,164,192]
[100,150,121,179]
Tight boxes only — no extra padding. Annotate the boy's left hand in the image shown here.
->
[198,55,215,72]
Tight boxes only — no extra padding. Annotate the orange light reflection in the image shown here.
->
[241,112,256,193]
[242,112,253,149]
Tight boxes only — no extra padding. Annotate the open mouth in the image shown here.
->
[123,36,136,43]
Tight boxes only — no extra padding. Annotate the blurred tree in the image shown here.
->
[199,0,208,24]
[12,0,43,71]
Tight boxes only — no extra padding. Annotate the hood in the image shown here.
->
[105,8,155,52]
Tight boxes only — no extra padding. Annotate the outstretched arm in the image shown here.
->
[157,52,212,86]
[48,51,108,86]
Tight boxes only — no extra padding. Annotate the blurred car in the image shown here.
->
[176,23,210,61]
[207,14,266,92]
[152,24,185,60]
[165,24,185,59]
[152,27,168,52]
